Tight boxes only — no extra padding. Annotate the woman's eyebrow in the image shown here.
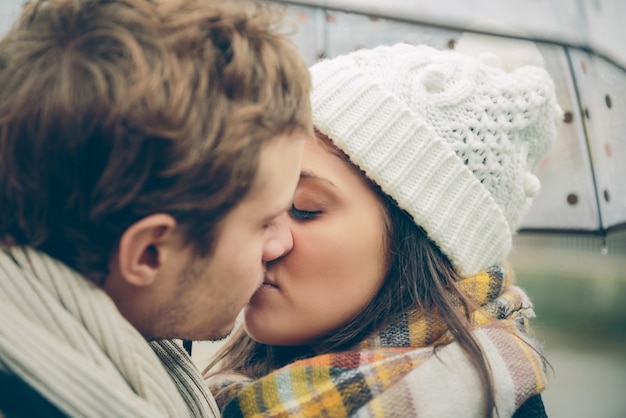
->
[299,170,338,189]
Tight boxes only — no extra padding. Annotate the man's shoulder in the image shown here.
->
[0,370,66,417]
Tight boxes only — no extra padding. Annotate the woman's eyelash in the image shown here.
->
[289,205,321,220]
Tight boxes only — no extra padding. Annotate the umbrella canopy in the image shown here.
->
[1,0,624,235]
[275,0,626,236]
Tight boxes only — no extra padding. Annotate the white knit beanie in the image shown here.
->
[310,42,562,277]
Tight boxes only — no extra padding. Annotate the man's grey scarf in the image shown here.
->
[0,247,219,417]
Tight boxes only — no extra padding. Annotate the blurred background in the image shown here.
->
[2,0,625,416]
[509,233,626,417]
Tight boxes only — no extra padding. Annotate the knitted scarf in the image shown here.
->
[209,265,548,417]
[0,247,219,417]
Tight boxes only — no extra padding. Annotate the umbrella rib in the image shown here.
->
[273,0,626,73]
[564,47,606,235]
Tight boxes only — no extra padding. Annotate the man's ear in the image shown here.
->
[117,214,178,287]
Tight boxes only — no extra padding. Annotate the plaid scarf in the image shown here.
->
[209,265,548,417]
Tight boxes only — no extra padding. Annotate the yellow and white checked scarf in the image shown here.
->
[209,265,548,417]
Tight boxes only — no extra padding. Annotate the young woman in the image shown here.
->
[204,42,562,418]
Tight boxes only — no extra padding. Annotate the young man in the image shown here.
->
[0,0,311,416]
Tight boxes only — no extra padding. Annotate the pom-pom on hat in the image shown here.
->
[310,42,562,277]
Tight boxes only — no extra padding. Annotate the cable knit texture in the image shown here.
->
[310,43,562,276]
[0,246,219,417]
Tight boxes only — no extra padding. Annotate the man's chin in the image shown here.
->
[200,324,236,342]
[207,330,233,342]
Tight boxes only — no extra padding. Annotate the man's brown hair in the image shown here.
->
[0,0,312,283]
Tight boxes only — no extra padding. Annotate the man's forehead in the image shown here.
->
[240,132,304,217]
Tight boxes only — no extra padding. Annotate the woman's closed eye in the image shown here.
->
[289,205,321,221]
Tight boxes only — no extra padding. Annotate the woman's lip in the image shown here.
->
[259,278,279,290]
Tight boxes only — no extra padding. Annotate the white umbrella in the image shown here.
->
[275,0,626,237]
[2,0,624,236]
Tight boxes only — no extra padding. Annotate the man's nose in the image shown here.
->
[262,212,293,262]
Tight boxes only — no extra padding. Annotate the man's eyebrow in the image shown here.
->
[265,200,293,223]
[299,170,338,189]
